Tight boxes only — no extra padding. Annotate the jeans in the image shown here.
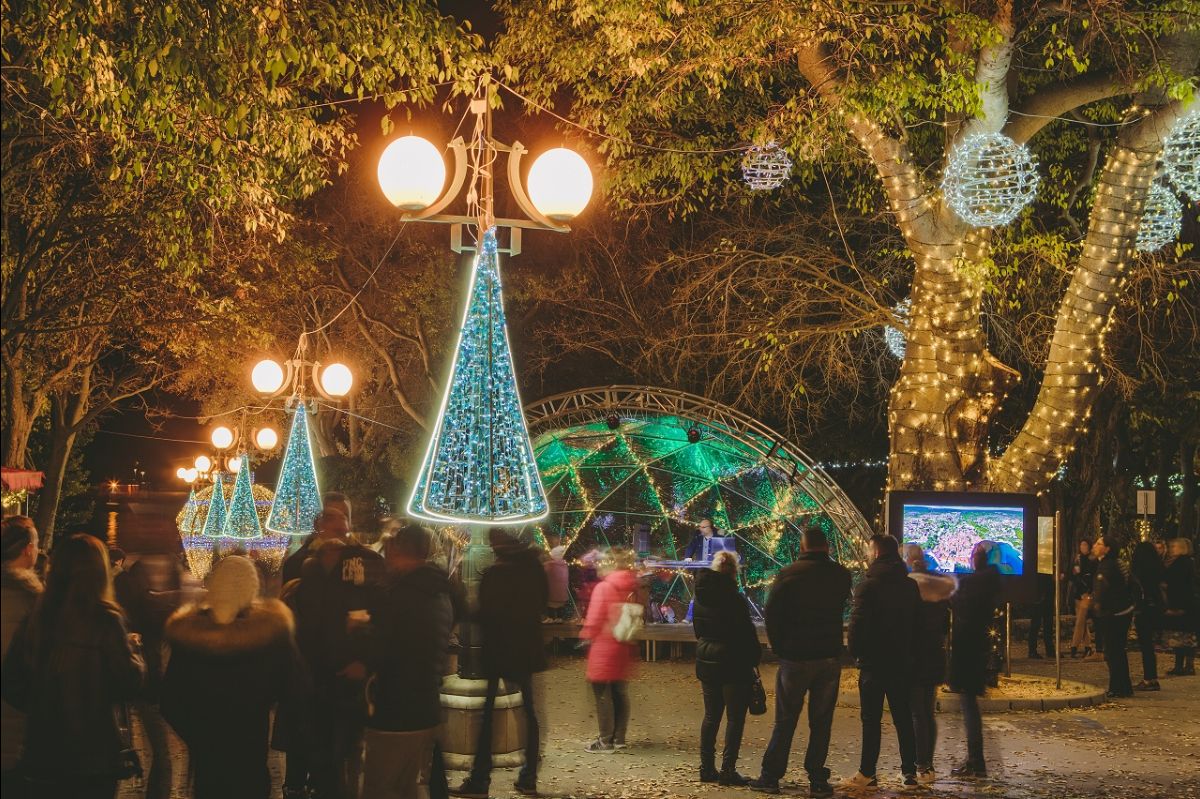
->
[362,727,437,799]
[759,657,841,785]
[858,669,916,778]
[699,680,749,772]
[1135,609,1159,681]
[909,683,938,771]
[1071,595,1093,650]
[1101,614,1133,694]
[470,675,539,787]
[959,693,985,768]
[592,681,630,745]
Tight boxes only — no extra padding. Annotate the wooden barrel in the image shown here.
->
[438,674,527,771]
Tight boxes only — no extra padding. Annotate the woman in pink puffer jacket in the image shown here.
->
[581,549,640,753]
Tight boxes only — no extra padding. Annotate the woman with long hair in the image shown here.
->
[1,534,144,798]
[1067,539,1096,658]
[1130,541,1166,691]
[1163,538,1197,676]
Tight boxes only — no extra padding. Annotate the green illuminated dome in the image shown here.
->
[526,387,872,596]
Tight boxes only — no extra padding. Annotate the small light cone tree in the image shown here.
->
[178,487,200,535]
[200,473,228,539]
[222,455,262,539]
[267,404,323,536]
[408,227,548,524]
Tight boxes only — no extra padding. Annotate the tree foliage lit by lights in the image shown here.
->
[409,229,548,524]
[268,406,323,536]
[497,0,1198,495]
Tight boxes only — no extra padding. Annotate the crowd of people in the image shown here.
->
[0,503,1196,799]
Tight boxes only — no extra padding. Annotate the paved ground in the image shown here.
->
[119,649,1198,799]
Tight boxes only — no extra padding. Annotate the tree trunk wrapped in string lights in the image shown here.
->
[408,227,548,524]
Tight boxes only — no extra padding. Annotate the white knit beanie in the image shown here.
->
[206,555,260,624]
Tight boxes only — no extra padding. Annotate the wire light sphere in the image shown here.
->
[942,132,1040,227]
[1135,183,1183,253]
[1161,110,1199,203]
[883,298,911,360]
[741,141,793,191]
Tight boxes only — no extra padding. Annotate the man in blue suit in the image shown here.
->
[685,518,723,562]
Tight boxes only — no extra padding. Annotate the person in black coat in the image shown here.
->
[1092,534,1135,698]
[161,556,308,799]
[1067,539,1096,657]
[362,525,457,799]
[846,535,920,790]
[948,543,1001,778]
[750,526,851,797]
[456,529,549,798]
[1163,540,1197,676]
[691,551,761,786]
[1129,541,1166,691]
[903,544,956,784]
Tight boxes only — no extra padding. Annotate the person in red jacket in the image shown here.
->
[581,548,641,753]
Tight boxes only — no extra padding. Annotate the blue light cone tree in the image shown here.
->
[267,404,322,536]
[222,456,263,539]
[200,473,228,538]
[408,227,548,524]
[178,487,200,534]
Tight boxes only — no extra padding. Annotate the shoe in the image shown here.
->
[842,771,878,789]
[700,767,720,783]
[1070,647,1078,659]
[899,773,919,791]
[951,762,987,779]
[809,781,834,797]
[917,769,937,785]
[612,741,628,751]
[748,777,781,794]
[514,779,538,796]
[1105,690,1133,699]
[450,780,490,799]
[1134,679,1161,691]
[283,789,309,799]
[1028,651,1044,659]
[718,770,751,787]
[584,739,615,753]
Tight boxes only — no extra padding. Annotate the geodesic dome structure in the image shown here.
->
[526,387,872,605]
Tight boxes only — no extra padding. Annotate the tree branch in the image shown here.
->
[1004,72,1125,144]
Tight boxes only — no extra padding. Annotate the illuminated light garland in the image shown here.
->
[1161,110,1199,202]
[200,473,228,538]
[883,298,911,359]
[1135,183,1183,253]
[942,132,1040,227]
[267,404,323,536]
[409,228,548,525]
[221,455,262,539]
[741,141,792,191]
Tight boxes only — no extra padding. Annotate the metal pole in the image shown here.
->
[1005,602,1012,678]
[1055,510,1063,689]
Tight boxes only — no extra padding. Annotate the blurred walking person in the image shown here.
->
[904,544,956,785]
[749,527,851,797]
[581,547,640,754]
[948,543,1001,779]
[1164,538,1197,676]
[692,550,760,786]
[161,556,308,799]
[846,535,920,791]
[453,529,548,798]
[1067,539,1096,658]
[1,517,43,792]
[1,534,145,799]
[361,525,457,799]
[1129,541,1166,691]
[1092,534,1135,698]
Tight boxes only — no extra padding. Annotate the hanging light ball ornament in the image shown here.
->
[741,141,793,191]
[1161,110,1199,202]
[1135,184,1183,253]
[883,298,911,360]
[941,132,1040,227]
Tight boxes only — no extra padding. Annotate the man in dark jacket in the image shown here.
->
[845,535,920,791]
[749,527,851,797]
[282,498,351,585]
[948,544,1002,778]
[362,525,457,799]
[1092,534,1135,698]
[455,529,549,798]
[904,544,956,785]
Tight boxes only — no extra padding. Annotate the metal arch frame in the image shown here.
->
[524,385,875,550]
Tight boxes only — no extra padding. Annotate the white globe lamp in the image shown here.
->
[184,468,198,483]
[378,135,446,211]
[320,363,353,398]
[526,148,593,221]
[227,455,243,474]
[176,466,187,479]
[251,359,285,394]
[194,455,212,473]
[211,426,235,450]
[254,427,279,450]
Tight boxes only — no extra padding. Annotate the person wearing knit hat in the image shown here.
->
[161,556,308,799]
[1,516,43,783]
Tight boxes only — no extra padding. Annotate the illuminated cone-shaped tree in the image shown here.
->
[221,456,262,539]
[178,487,200,535]
[267,404,322,535]
[200,473,228,539]
[408,228,548,524]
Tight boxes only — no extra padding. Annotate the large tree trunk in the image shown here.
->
[2,361,41,468]
[34,392,81,543]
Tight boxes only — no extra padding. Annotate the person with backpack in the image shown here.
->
[581,547,641,754]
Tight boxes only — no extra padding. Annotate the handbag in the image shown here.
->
[748,668,768,716]
[611,591,645,643]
